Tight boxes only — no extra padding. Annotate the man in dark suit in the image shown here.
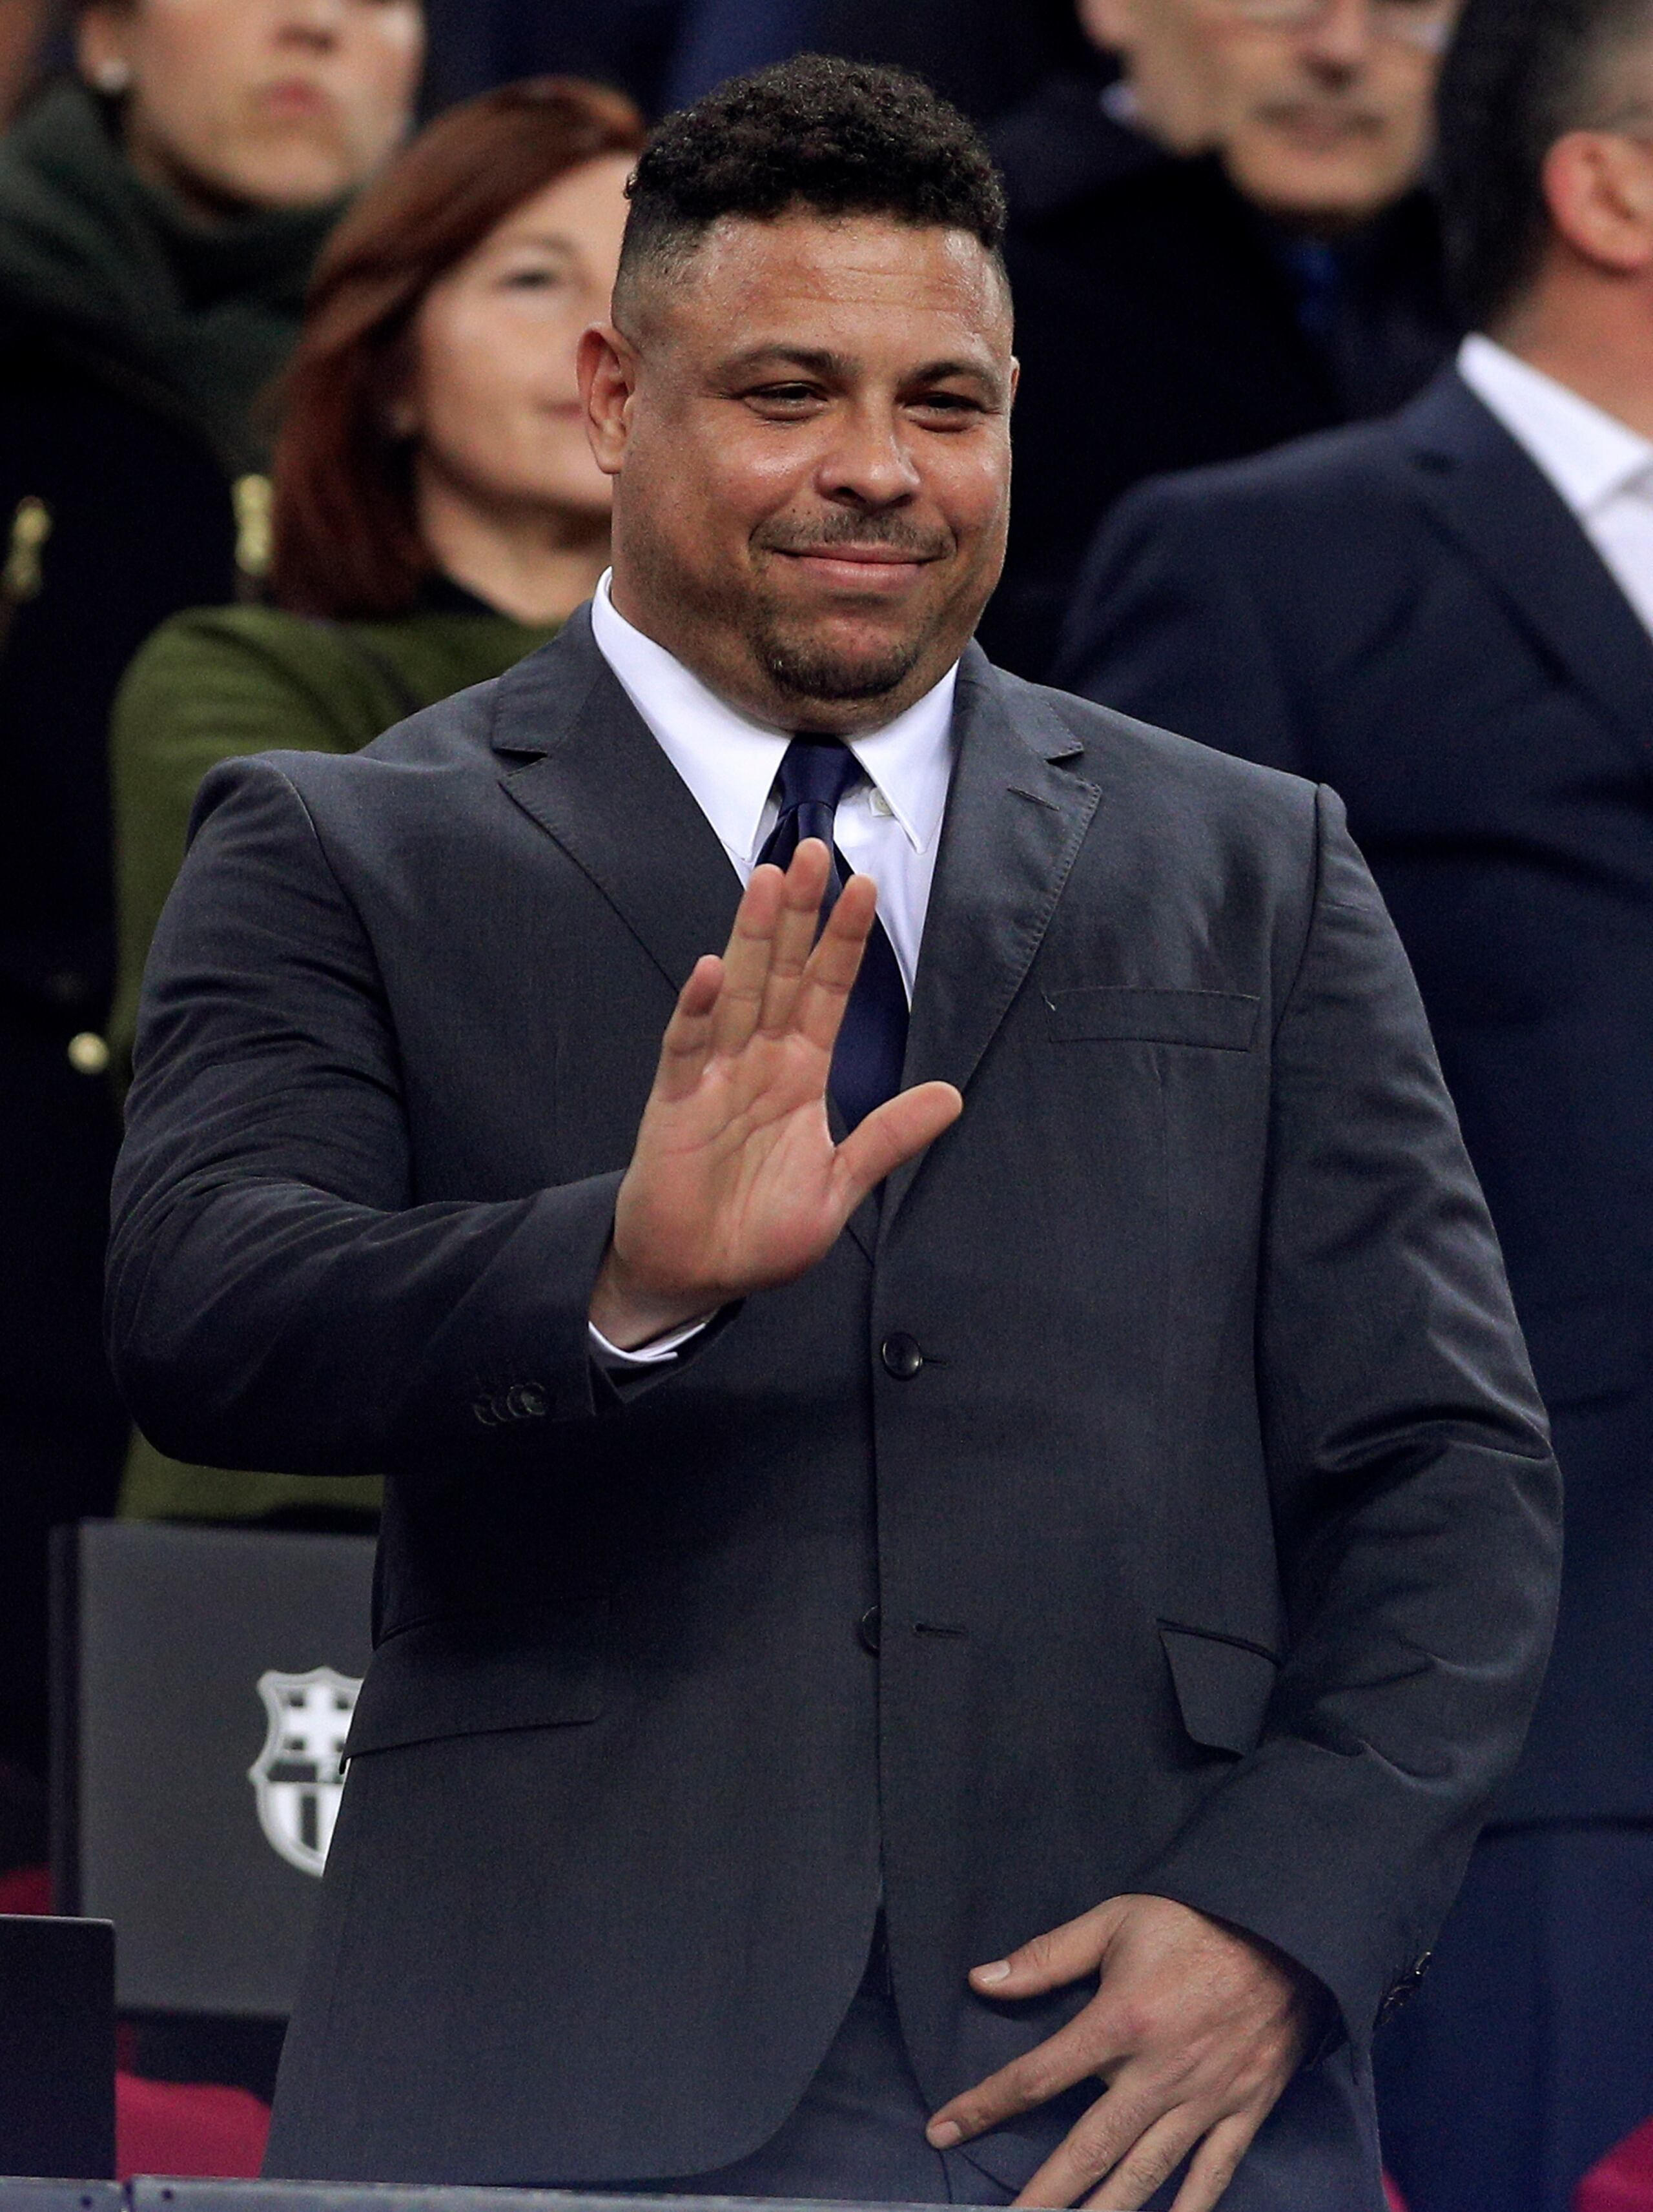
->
[981,0,1457,680]
[1059,1,1653,2202]
[108,56,1558,2212]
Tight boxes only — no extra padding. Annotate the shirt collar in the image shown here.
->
[1459,334,1653,518]
[590,570,956,864]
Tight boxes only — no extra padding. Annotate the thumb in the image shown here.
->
[833,1081,963,1208]
[969,1898,1131,1998]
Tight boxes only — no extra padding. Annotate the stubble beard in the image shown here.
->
[750,604,932,705]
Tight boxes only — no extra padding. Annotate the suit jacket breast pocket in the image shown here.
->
[1045,987,1260,1050]
[1159,1621,1280,1756]
[345,1597,606,1759]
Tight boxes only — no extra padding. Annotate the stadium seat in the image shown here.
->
[115,2073,271,2181]
[1577,2118,1653,2211]
[0,1861,50,1914]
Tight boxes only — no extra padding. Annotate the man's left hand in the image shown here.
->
[925,1894,1322,2211]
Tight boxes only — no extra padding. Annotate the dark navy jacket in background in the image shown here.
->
[1062,367,1653,1822]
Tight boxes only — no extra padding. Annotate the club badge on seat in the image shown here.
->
[249,1666,362,1877]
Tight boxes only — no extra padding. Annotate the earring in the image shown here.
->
[92,58,133,96]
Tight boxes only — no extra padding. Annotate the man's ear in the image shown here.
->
[1544,129,1653,276]
[579,322,637,478]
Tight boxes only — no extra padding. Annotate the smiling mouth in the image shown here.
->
[777,546,934,562]
[772,549,938,593]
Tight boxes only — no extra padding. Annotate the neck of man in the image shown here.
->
[415,462,611,628]
[1491,258,1653,446]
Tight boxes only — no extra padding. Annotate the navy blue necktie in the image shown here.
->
[1278,236,1345,348]
[757,737,908,1131]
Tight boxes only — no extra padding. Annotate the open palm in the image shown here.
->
[591,839,962,1349]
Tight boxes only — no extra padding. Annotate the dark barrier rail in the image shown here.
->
[3,2190,927,2212]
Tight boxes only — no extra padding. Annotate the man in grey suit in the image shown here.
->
[107,56,1559,2212]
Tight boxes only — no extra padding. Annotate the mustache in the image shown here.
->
[1258,97,1384,134]
[756,515,953,561]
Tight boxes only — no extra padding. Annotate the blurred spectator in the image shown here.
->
[418,0,1094,128]
[0,0,422,1788]
[0,0,48,125]
[1060,0,1653,2204]
[110,76,641,1526]
[981,0,1458,677]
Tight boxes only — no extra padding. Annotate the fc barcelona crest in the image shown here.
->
[248,1666,362,1877]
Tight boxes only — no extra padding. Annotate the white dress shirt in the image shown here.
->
[589,570,956,993]
[1458,334,1653,638]
[586,571,960,1366]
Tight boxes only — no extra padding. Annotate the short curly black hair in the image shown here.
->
[614,54,1007,319]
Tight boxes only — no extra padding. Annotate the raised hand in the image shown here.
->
[925,1895,1321,2212]
[590,837,963,1349]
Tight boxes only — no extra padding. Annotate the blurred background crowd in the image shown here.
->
[1,3,1651,2210]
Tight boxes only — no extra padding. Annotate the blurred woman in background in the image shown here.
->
[111,73,643,1524]
[0,0,422,1808]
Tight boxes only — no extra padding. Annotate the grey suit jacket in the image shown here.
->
[107,611,1560,2195]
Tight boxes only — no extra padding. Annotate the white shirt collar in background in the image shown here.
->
[1458,334,1653,641]
[589,569,955,872]
[1459,334,1653,523]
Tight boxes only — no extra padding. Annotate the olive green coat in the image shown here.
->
[112,601,559,1521]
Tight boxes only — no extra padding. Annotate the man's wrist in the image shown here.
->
[589,1244,721,1351]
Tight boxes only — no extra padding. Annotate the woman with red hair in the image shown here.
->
[110,74,643,1523]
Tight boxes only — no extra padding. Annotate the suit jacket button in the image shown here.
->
[506,1385,547,1418]
[859,1605,881,1654]
[881,1333,924,1379]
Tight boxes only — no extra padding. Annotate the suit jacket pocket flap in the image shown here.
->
[1045,987,1260,1049]
[345,1599,606,1757]
[1159,1623,1278,1756]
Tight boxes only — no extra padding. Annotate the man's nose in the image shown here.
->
[274,0,345,48]
[1296,0,1377,72]
[818,407,922,507]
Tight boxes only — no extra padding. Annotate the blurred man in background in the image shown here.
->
[1061,0,1653,2203]
[981,0,1457,677]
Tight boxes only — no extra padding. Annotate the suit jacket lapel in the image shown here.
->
[492,620,1101,1260]
[492,607,745,996]
[1402,371,1653,768]
[881,648,1102,1234]
[493,609,879,1265]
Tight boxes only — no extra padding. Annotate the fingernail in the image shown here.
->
[973,1960,1011,1985]
[928,2121,963,2149]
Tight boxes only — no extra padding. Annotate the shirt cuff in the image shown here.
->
[588,1316,713,1371]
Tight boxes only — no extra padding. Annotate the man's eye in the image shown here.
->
[750,384,819,404]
